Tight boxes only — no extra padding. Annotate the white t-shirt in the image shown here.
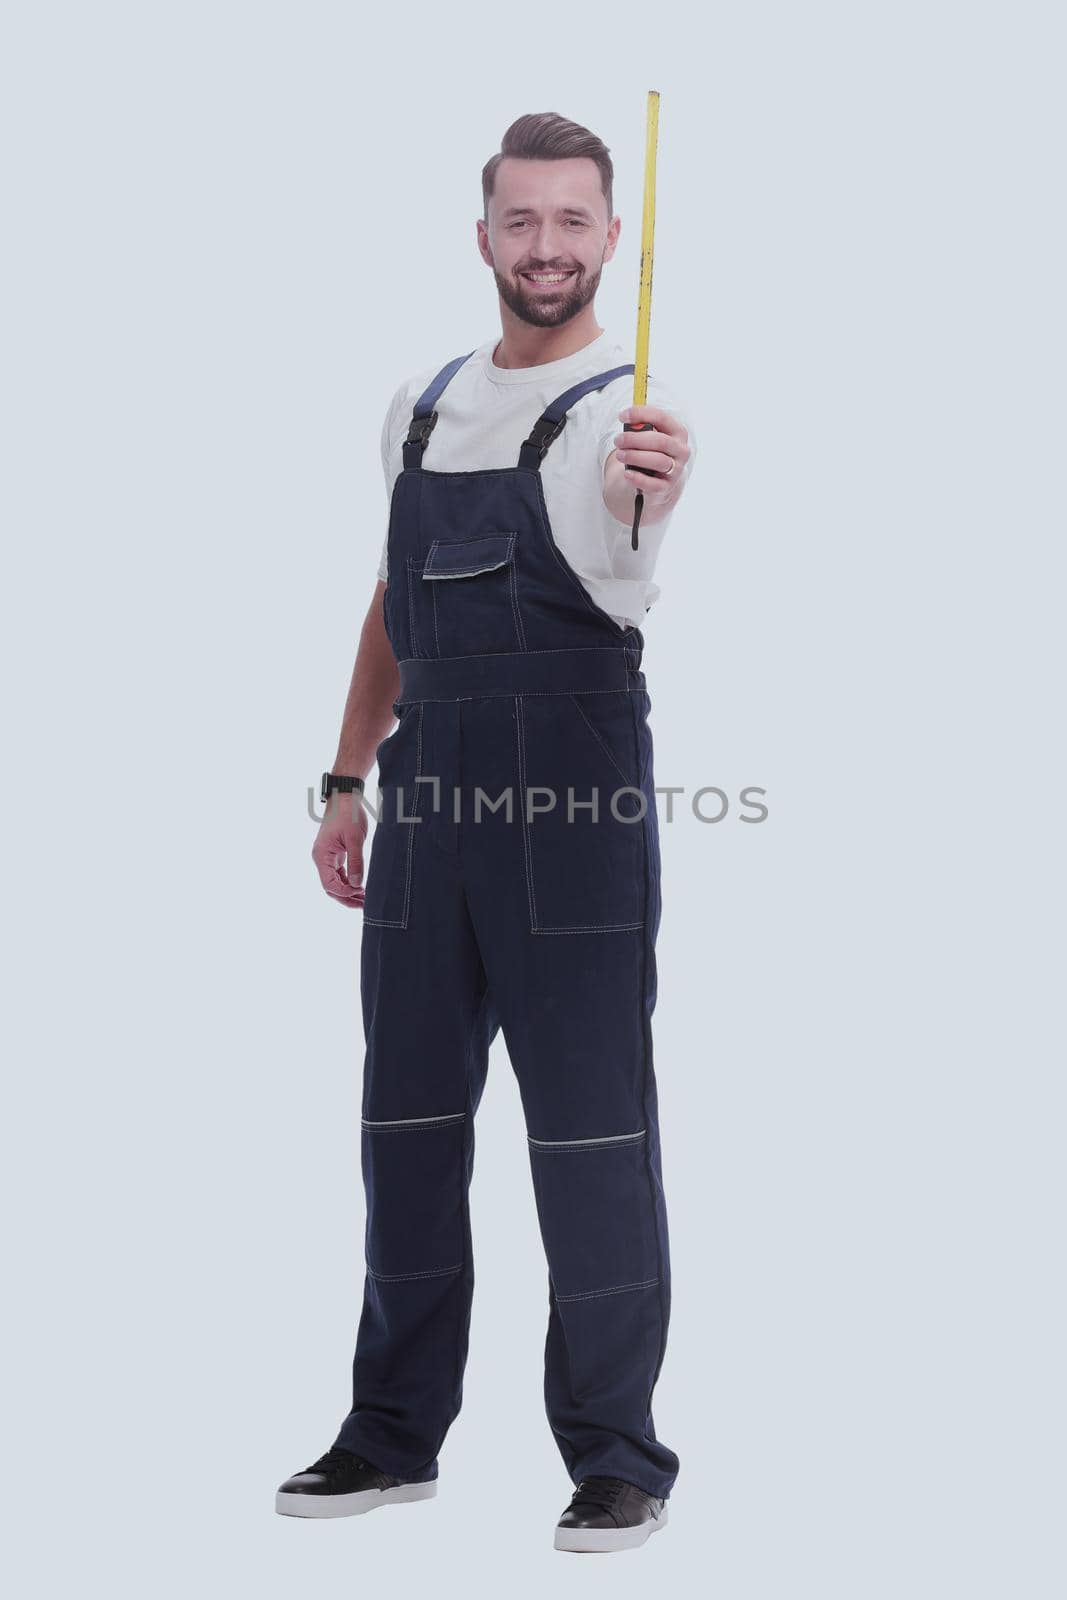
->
[376,329,697,631]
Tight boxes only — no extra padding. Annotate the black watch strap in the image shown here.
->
[321,771,366,802]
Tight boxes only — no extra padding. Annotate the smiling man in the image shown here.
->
[278,112,697,1554]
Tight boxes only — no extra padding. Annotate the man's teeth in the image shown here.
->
[523,272,574,283]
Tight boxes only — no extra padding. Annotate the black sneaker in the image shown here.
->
[554,1475,668,1552]
[275,1445,437,1519]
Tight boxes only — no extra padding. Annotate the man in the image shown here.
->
[277,112,696,1555]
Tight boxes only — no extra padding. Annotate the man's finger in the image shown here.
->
[340,837,365,889]
[619,404,687,441]
[616,442,680,474]
[315,841,361,897]
[320,863,361,899]
[323,883,364,908]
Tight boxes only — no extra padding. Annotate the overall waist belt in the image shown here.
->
[396,648,646,703]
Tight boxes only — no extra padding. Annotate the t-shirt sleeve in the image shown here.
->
[376,384,407,583]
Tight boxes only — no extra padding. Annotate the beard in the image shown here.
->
[494,261,603,328]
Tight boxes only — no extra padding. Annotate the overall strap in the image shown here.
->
[403,351,477,469]
[517,362,636,470]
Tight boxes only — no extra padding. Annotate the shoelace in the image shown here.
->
[569,1476,627,1514]
[305,1446,369,1478]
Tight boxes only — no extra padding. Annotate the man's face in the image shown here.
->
[479,157,620,329]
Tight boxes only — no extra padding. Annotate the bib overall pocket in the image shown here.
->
[407,531,525,658]
[516,690,647,934]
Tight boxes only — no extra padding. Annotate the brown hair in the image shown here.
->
[481,113,614,221]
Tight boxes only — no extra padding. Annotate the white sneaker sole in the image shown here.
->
[554,1503,668,1552]
[276,1479,437,1519]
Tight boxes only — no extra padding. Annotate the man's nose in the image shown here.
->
[530,226,569,262]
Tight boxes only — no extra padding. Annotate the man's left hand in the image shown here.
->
[604,404,691,526]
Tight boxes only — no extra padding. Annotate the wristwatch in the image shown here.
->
[321,772,366,802]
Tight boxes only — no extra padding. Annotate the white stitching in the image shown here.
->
[415,535,521,652]
[507,557,528,651]
[362,1112,467,1129]
[362,703,424,928]
[426,532,517,562]
[405,558,421,658]
[401,700,422,925]
[630,690,671,1410]
[533,922,644,933]
[568,693,636,790]
[366,1262,463,1283]
[399,647,637,662]
[424,560,510,578]
[514,695,539,929]
[430,569,441,655]
[423,534,515,578]
[398,689,643,704]
[516,693,645,933]
[555,1277,661,1304]
[362,1123,465,1133]
[528,1129,646,1149]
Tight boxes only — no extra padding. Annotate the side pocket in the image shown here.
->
[516,692,646,934]
[362,703,425,929]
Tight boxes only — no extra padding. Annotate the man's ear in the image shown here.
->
[475,220,494,269]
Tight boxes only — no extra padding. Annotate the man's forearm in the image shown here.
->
[332,580,401,779]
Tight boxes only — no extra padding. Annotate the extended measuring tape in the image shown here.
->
[623,89,661,552]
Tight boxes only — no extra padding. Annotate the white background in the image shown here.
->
[3,3,1063,1596]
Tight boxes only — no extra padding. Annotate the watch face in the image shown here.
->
[320,772,330,802]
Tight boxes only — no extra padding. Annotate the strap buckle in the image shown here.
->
[524,412,568,462]
[405,410,439,452]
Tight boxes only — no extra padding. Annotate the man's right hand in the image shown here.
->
[312,791,369,908]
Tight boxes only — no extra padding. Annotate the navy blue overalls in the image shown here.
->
[332,352,680,1501]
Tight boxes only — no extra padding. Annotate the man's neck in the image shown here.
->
[491,310,604,371]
